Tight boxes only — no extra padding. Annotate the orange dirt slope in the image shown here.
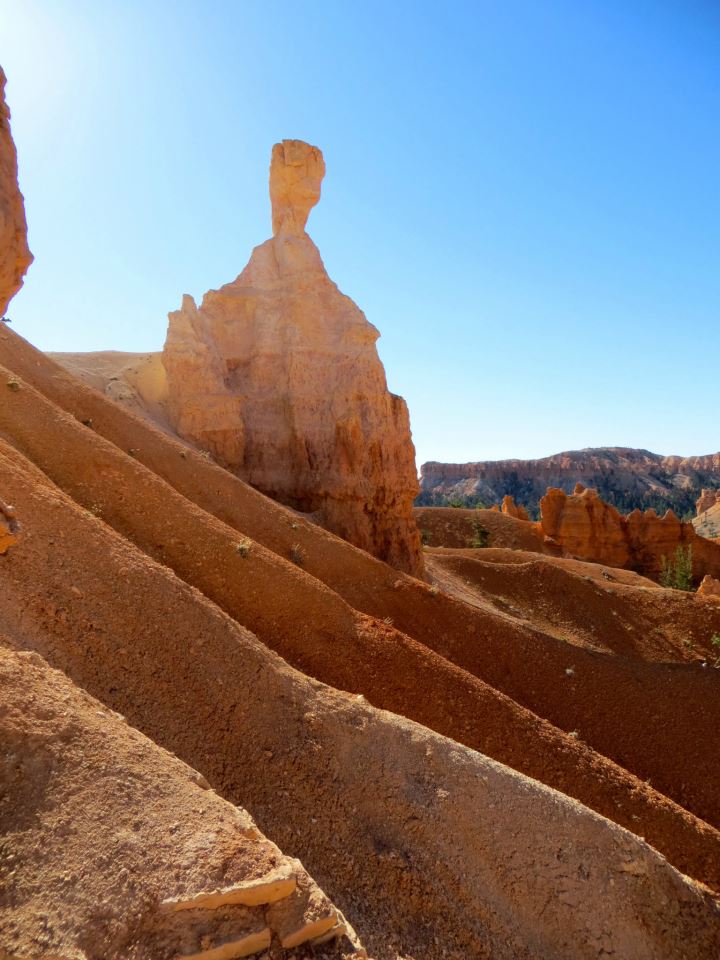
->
[2,348,720,835]
[3,332,720,822]
[4,441,720,957]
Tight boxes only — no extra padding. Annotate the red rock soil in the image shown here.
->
[2,330,720,870]
[5,441,720,958]
[426,547,720,660]
[416,506,551,552]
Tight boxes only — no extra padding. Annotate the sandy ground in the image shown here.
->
[0,647,359,960]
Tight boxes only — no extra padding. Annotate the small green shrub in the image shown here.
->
[421,528,432,546]
[235,538,252,558]
[290,542,306,566]
[659,545,694,591]
[470,519,490,549]
[448,498,465,509]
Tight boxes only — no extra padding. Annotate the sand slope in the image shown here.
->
[0,647,359,960]
[3,338,720,837]
[1,442,720,958]
[1,335,720,889]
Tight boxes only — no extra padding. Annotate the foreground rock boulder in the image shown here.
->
[161,140,422,575]
[0,67,32,316]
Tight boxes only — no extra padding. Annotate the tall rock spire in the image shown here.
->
[162,140,423,575]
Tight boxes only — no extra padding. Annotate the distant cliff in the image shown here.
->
[418,447,720,519]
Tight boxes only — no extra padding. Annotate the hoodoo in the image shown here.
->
[162,140,422,575]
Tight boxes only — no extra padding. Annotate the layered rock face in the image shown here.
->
[540,485,720,582]
[0,72,29,559]
[162,140,422,575]
[696,503,720,540]
[695,489,720,540]
[420,447,720,517]
[0,67,32,316]
[696,488,720,516]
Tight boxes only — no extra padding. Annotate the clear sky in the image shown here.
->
[1,0,718,469]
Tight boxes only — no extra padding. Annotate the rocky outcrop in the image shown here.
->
[696,488,720,516]
[419,447,720,517]
[501,494,529,520]
[698,575,720,600]
[162,140,422,574]
[539,486,720,583]
[0,67,32,316]
[0,69,28,562]
[695,489,720,540]
[0,501,18,554]
[695,503,720,541]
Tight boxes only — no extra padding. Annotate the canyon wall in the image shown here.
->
[420,447,720,518]
[162,140,422,574]
[0,71,28,558]
[0,67,32,316]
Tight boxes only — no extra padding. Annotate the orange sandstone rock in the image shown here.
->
[698,575,720,599]
[539,486,720,582]
[0,67,32,316]
[695,490,720,540]
[0,501,18,554]
[0,69,28,561]
[501,494,529,521]
[162,140,422,574]
[696,488,720,516]
[540,486,631,569]
[270,139,326,236]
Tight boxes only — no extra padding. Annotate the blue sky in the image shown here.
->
[1,0,718,468]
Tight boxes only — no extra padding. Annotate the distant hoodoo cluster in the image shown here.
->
[162,139,423,575]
